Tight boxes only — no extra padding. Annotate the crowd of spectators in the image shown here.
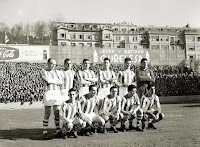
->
[0,62,200,104]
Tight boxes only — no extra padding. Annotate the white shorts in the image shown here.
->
[84,112,96,123]
[62,117,86,132]
[119,87,128,99]
[79,87,89,98]
[83,112,105,126]
[61,89,70,102]
[44,90,64,106]
[98,88,110,99]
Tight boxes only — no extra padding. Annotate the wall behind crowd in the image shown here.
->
[50,46,185,65]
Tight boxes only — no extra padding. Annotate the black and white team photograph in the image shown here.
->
[0,0,200,147]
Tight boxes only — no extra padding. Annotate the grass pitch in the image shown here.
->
[0,102,200,147]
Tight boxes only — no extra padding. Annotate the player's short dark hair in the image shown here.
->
[104,57,110,62]
[110,86,118,92]
[147,82,155,90]
[83,59,90,63]
[89,85,97,91]
[69,88,76,93]
[47,58,52,63]
[124,57,132,63]
[128,85,137,92]
[64,58,71,64]
[141,58,148,63]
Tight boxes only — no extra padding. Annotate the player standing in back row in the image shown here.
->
[116,58,136,99]
[136,58,155,99]
[78,59,98,98]
[59,58,76,101]
[40,58,63,140]
[98,57,116,99]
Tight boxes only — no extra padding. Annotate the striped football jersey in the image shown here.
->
[99,70,116,87]
[61,101,82,120]
[59,70,75,90]
[78,70,96,85]
[80,95,99,114]
[103,95,121,113]
[117,70,135,86]
[122,93,140,112]
[41,69,61,91]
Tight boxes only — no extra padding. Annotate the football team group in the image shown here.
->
[41,57,164,140]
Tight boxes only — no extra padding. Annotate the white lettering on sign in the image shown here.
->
[100,49,114,54]
[94,49,150,64]
[2,50,15,58]
[100,54,144,63]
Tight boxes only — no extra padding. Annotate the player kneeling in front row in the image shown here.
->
[60,88,86,138]
[141,83,164,130]
[121,85,143,132]
[79,85,105,136]
[101,86,123,133]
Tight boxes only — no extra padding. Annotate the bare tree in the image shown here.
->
[34,20,47,39]
[0,22,9,43]
[13,22,23,37]
[0,22,9,32]
[47,20,54,37]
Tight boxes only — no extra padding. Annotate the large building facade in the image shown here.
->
[54,22,200,60]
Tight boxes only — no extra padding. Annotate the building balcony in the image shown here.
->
[113,31,138,35]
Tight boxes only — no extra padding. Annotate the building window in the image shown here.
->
[95,35,99,40]
[151,36,159,41]
[122,28,126,31]
[86,35,91,40]
[61,42,66,46]
[79,43,84,47]
[114,28,119,31]
[115,36,121,41]
[188,45,195,50]
[104,34,110,39]
[79,35,83,39]
[95,43,100,47]
[71,43,75,46]
[87,43,92,47]
[71,34,76,40]
[134,46,137,49]
[130,28,135,31]
[60,33,66,39]
[197,37,200,42]
[133,36,137,41]
[160,36,168,42]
